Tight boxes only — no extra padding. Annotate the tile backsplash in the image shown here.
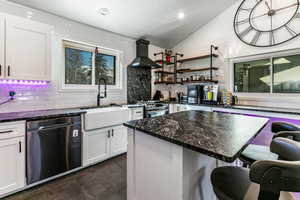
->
[0,82,127,113]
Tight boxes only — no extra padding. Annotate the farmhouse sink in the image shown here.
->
[83,106,130,131]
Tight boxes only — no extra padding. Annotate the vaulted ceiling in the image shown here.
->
[9,0,237,48]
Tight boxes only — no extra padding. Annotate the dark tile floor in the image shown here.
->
[4,154,127,200]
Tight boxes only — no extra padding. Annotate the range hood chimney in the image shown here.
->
[128,39,161,69]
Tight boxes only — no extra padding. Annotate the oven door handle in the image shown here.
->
[38,123,73,131]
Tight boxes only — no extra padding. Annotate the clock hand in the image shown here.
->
[251,2,298,20]
[264,1,271,11]
[275,2,298,12]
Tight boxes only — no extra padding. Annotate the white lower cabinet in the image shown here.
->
[169,104,188,113]
[83,125,127,166]
[170,104,213,113]
[0,121,25,197]
[110,126,128,157]
[83,127,111,166]
[186,105,212,112]
[130,107,144,120]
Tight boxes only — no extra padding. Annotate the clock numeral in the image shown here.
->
[269,31,275,45]
[251,31,262,45]
[285,25,297,36]
[236,18,250,25]
[240,26,253,38]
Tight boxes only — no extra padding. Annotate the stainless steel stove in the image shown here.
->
[137,101,169,118]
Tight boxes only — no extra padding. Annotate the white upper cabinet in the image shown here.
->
[5,15,52,81]
[0,14,4,79]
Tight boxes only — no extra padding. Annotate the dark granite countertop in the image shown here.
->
[223,105,300,115]
[0,108,86,122]
[167,101,300,115]
[124,110,269,162]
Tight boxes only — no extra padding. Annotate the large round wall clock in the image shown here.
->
[234,0,300,47]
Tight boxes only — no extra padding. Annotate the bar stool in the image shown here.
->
[239,122,300,166]
[211,137,300,200]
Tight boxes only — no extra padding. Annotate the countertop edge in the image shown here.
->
[124,117,269,163]
[171,102,300,115]
[0,109,86,123]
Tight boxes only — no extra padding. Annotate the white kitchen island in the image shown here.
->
[124,110,269,200]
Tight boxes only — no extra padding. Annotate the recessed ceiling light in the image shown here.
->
[99,8,110,16]
[178,12,185,20]
[26,11,33,19]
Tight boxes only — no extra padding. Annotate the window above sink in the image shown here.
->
[60,39,123,92]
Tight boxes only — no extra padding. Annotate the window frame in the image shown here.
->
[233,58,272,93]
[230,48,300,97]
[60,39,123,92]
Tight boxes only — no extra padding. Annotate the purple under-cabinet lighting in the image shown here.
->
[0,79,48,85]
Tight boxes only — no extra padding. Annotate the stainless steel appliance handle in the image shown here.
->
[38,123,73,131]
[0,130,13,134]
[19,141,22,153]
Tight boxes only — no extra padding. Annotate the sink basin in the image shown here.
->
[83,106,130,131]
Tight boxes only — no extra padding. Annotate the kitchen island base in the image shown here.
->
[127,128,218,200]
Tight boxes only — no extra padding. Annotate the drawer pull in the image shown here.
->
[19,141,22,153]
[0,130,13,134]
[135,111,142,114]
[7,65,10,76]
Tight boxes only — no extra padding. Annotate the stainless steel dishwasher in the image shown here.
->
[26,115,82,185]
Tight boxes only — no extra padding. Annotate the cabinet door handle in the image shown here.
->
[0,65,2,76]
[107,130,111,138]
[112,129,114,137]
[19,141,22,153]
[0,130,13,134]
[7,65,10,76]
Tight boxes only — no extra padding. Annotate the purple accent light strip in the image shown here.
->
[0,79,48,85]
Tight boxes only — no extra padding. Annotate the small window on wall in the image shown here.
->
[233,52,300,94]
[234,59,271,93]
[95,53,116,85]
[65,48,93,85]
[63,40,121,90]
[273,54,300,93]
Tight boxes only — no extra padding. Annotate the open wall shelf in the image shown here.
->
[178,54,218,63]
[154,80,218,85]
[154,71,175,75]
[181,80,218,84]
[177,67,218,73]
[154,81,176,85]
[153,47,219,85]
[154,60,175,65]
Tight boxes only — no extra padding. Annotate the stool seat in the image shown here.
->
[240,144,278,165]
[211,166,295,200]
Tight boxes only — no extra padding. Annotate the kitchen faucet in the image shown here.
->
[97,78,107,106]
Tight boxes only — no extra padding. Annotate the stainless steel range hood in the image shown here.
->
[128,39,161,69]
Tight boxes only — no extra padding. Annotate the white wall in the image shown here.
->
[173,0,300,108]
[0,0,162,113]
